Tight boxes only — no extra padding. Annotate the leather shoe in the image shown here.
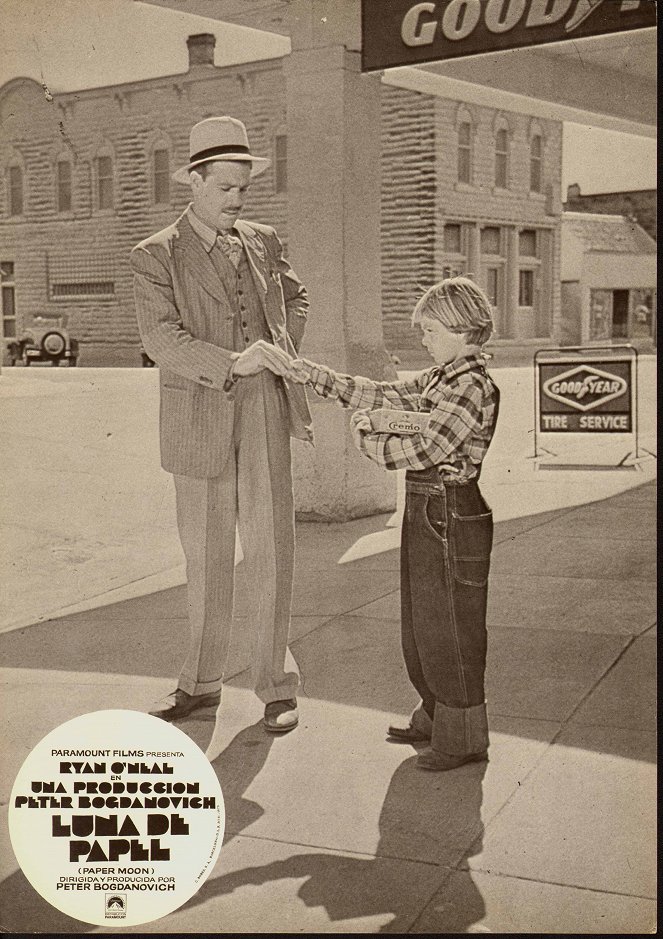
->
[263,699,298,733]
[149,689,220,722]
[386,723,431,743]
[416,747,488,771]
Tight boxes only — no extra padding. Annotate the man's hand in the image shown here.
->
[350,408,372,448]
[286,359,310,384]
[232,340,294,378]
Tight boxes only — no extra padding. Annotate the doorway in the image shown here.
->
[612,290,629,338]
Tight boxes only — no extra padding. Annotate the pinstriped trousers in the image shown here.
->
[173,370,300,704]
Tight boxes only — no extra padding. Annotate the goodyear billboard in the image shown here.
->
[361,0,656,71]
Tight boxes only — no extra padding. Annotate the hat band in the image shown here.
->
[189,144,250,163]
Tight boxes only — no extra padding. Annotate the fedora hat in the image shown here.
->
[172,116,270,184]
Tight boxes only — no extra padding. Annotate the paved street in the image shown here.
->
[0,363,657,933]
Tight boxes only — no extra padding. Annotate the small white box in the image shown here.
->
[369,409,429,435]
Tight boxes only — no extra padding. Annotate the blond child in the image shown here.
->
[290,277,500,771]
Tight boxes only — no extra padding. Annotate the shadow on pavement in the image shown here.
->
[0,869,91,935]
[185,757,487,934]
[0,482,656,765]
[210,721,276,843]
[0,481,655,933]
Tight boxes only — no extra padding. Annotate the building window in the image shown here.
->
[486,267,499,307]
[481,226,501,255]
[495,128,508,189]
[444,223,462,254]
[51,282,115,298]
[519,229,537,257]
[153,148,170,204]
[48,253,116,300]
[274,135,287,193]
[95,155,114,210]
[1,262,17,338]
[8,166,23,216]
[519,269,534,307]
[457,121,472,184]
[57,161,72,213]
[530,134,543,193]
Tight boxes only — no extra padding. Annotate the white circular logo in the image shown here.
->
[8,710,224,928]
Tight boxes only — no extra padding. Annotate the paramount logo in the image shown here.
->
[542,365,628,412]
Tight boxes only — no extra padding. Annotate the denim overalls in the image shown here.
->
[401,379,500,757]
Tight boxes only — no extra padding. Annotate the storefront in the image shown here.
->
[560,212,656,347]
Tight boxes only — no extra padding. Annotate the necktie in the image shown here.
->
[216,231,243,269]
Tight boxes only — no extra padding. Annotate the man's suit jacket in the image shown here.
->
[131,209,313,477]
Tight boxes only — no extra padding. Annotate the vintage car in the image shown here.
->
[7,316,79,366]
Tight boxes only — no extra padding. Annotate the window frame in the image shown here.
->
[530,134,543,194]
[457,120,472,185]
[519,228,538,258]
[494,127,509,190]
[485,265,502,310]
[1,261,17,338]
[56,159,73,214]
[518,268,535,308]
[441,222,467,278]
[94,153,114,212]
[480,225,502,256]
[152,147,170,205]
[8,165,24,217]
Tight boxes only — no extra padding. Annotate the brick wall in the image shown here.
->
[380,86,436,359]
[1,59,563,366]
[0,64,287,364]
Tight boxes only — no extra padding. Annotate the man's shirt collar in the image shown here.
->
[187,205,239,253]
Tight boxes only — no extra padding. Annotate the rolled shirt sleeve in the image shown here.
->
[295,355,496,475]
[296,357,435,410]
[356,377,486,471]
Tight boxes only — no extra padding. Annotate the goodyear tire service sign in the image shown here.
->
[538,358,632,433]
[361,0,656,71]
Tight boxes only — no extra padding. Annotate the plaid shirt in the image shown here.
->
[297,354,499,477]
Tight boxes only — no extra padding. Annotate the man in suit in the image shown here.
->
[130,116,312,732]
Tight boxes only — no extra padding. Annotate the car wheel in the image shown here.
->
[41,330,67,358]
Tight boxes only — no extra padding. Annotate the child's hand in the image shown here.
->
[350,408,372,447]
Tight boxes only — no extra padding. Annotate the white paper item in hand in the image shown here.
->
[369,409,429,435]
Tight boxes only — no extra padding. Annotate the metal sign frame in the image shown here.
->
[533,344,642,470]
[360,0,657,73]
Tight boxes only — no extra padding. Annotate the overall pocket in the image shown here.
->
[451,511,493,587]
[423,491,448,543]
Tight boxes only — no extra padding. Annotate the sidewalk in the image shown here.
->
[0,478,656,933]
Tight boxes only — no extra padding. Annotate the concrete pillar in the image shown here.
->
[538,229,553,338]
[285,34,397,520]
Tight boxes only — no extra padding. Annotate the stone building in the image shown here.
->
[1,33,563,366]
[564,184,656,241]
[382,86,562,361]
[560,211,656,347]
